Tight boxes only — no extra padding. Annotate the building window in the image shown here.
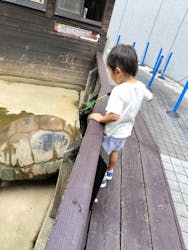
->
[55,0,108,26]
[57,0,83,15]
[84,0,107,22]
[2,0,47,11]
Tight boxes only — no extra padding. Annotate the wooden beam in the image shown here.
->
[134,113,185,250]
[86,157,121,250]
[121,131,152,249]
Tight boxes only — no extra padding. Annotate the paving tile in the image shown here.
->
[163,162,174,171]
[165,141,174,146]
[182,232,188,249]
[160,154,171,163]
[175,149,184,155]
[159,144,167,152]
[168,180,180,192]
[179,183,188,195]
[181,156,187,161]
[174,202,188,217]
[158,139,165,144]
[161,149,169,155]
[185,168,188,176]
[175,152,185,158]
[169,147,175,153]
[176,173,188,184]
[171,190,184,203]
[165,169,177,181]
[178,216,188,233]
[181,161,188,169]
[173,164,186,175]
[170,157,182,166]
[164,137,171,142]
[183,193,188,206]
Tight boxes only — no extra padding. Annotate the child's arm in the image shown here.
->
[89,112,120,124]
[145,88,153,101]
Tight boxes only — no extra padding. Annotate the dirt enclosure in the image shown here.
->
[0,76,81,250]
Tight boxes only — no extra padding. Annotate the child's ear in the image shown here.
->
[114,67,121,74]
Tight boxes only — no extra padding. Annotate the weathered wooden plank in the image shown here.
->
[86,157,121,250]
[0,15,50,34]
[0,45,94,71]
[81,67,98,104]
[45,53,111,250]
[134,113,185,250]
[0,2,49,24]
[0,29,97,81]
[102,0,115,32]
[0,4,47,18]
[0,59,88,86]
[89,152,107,209]
[0,48,91,73]
[50,159,73,219]
[121,131,152,250]
[0,21,99,53]
[0,27,98,59]
[0,45,93,71]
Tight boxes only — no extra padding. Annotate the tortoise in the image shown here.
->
[0,115,81,182]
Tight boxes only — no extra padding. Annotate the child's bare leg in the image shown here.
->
[107,150,118,172]
[100,150,118,187]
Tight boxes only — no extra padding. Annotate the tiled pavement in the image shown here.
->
[138,67,188,249]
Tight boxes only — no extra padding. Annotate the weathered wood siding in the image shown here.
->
[102,0,115,32]
[0,0,114,87]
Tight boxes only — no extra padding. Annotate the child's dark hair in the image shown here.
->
[107,44,138,76]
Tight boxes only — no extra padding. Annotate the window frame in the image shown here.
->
[2,0,47,11]
[55,0,108,27]
[55,0,85,16]
[2,0,109,27]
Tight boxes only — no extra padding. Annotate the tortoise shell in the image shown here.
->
[0,115,81,181]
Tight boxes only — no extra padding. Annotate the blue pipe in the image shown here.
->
[173,81,188,112]
[160,52,173,78]
[141,42,150,65]
[132,42,136,48]
[152,48,163,73]
[147,55,164,88]
[116,35,121,45]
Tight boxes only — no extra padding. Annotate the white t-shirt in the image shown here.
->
[104,81,153,138]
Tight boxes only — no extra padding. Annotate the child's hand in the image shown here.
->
[89,112,119,123]
[89,113,104,122]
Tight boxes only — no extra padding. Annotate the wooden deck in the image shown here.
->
[45,53,185,250]
[86,113,185,250]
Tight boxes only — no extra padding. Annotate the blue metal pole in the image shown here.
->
[147,55,164,88]
[141,42,150,66]
[132,42,136,48]
[173,81,188,112]
[116,35,121,45]
[152,48,163,73]
[159,52,173,79]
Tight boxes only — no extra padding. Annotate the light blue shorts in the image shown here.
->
[102,136,126,155]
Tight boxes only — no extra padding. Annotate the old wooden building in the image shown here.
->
[0,0,115,88]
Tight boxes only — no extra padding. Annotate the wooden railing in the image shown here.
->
[45,53,112,250]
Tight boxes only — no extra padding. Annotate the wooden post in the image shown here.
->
[50,159,73,218]
[46,0,56,17]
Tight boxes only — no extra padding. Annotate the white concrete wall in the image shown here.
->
[105,0,188,85]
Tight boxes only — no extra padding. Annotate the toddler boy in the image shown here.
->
[89,44,153,188]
